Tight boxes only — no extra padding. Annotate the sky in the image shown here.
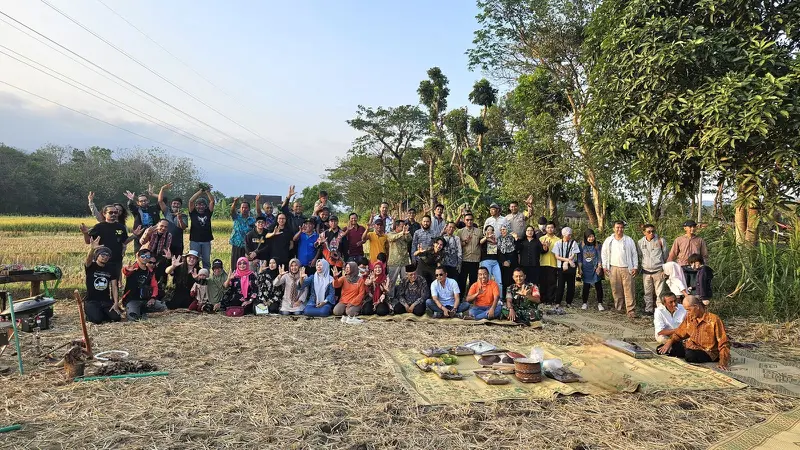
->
[0,0,484,196]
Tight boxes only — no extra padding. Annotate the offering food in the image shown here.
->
[474,370,510,385]
[545,367,582,383]
[415,357,444,371]
[433,365,463,380]
[491,363,516,374]
[440,354,458,365]
[421,347,449,357]
[506,351,526,360]
[464,340,497,355]
[477,354,501,366]
[449,346,474,356]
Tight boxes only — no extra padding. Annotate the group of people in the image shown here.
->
[78,185,714,332]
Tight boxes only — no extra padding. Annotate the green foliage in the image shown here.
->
[468,78,498,115]
[417,67,450,132]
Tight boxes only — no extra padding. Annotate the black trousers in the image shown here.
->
[582,281,604,305]
[657,340,686,358]
[522,265,540,286]
[458,261,479,294]
[393,301,426,316]
[84,299,121,324]
[231,246,246,270]
[539,267,558,304]
[685,348,714,363]
[556,270,577,305]
[445,265,459,282]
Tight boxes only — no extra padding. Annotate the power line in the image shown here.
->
[0,45,286,180]
[39,0,320,170]
[0,8,318,182]
[0,79,266,179]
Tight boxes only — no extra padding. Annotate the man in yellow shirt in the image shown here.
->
[362,218,389,264]
[538,221,559,305]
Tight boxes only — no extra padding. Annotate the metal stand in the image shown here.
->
[0,292,24,375]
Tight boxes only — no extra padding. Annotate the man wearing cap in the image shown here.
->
[83,237,122,324]
[668,220,709,266]
[362,217,389,264]
[601,220,639,318]
[484,203,510,238]
[430,204,447,237]
[505,201,527,239]
[535,217,547,239]
[188,188,215,269]
[245,216,270,269]
[638,223,668,314]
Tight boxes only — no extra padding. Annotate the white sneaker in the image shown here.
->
[581,303,588,310]
[597,304,605,311]
[340,316,348,323]
[348,317,364,324]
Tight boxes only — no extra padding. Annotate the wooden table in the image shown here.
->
[0,272,58,298]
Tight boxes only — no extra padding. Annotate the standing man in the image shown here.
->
[362,218,389,263]
[386,220,411,295]
[280,185,306,236]
[229,198,256,270]
[505,201,527,239]
[638,223,668,314]
[157,183,187,257]
[316,215,348,271]
[124,190,161,252]
[188,188,215,269]
[85,204,143,275]
[411,216,434,263]
[405,208,422,259]
[427,266,468,318]
[484,203,509,238]
[293,219,319,274]
[602,221,639,318]
[538,221,559,305]
[344,213,366,262]
[668,220,709,266]
[372,202,394,233]
[430,204,447,237]
[255,193,277,228]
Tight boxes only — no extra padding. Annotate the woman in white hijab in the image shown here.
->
[302,259,335,317]
[662,261,689,299]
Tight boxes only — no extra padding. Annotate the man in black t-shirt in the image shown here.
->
[246,216,270,267]
[125,190,162,251]
[86,204,142,275]
[83,237,122,324]
[188,189,216,268]
[122,249,167,321]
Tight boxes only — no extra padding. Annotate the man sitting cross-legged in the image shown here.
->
[426,266,468,318]
[658,295,730,370]
[654,293,687,351]
[464,266,502,320]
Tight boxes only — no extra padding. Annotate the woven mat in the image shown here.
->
[385,342,745,405]
[364,313,538,327]
[546,311,800,398]
[710,406,800,450]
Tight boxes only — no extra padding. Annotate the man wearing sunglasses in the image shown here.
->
[121,249,167,321]
[85,204,143,276]
[638,223,668,314]
[427,267,468,318]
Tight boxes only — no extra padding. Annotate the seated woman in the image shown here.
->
[392,264,429,316]
[361,261,389,316]
[302,259,336,317]
[332,261,373,323]
[255,258,282,314]
[504,267,542,326]
[164,249,200,309]
[273,258,307,315]
[221,257,259,314]
[414,237,445,284]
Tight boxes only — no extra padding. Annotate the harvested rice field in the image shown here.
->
[1,301,796,450]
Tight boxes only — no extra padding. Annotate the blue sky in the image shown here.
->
[0,0,484,196]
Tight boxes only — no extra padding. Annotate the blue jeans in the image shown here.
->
[190,241,212,269]
[469,302,503,320]
[303,302,333,317]
[426,299,470,315]
[480,260,503,292]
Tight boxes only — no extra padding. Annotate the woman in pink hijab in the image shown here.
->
[222,256,259,314]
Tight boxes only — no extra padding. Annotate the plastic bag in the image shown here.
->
[529,347,544,362]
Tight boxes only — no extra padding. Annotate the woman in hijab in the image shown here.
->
[497,224,518,298]
[302,259,336,317]
[273,258,307,315]
[332,261,373,323]
[662,261,689,299]
[256,258,282,314]
[222,256,259,314]
[361,261,389,316]
[165,249,200,309]
[578,229,605,311]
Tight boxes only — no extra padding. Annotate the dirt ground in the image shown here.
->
[1,302,796,450]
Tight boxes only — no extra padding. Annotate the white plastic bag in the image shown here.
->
[529,347,544,362]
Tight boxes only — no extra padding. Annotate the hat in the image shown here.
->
[196,198,208,205]
[374,218,384,226]
[94,246,112,258]
[255,215,266,222]
[212,259,224,268]
[185,250,200,258]
[489,202,500,209]
[561,227,573,236]
[137,248,151,257]
[538,216,547,225]
[303,218,314,224]
[329,215,339,221]
[683,220,698,227]
[198,268,209,277]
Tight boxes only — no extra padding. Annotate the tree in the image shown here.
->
[468,78,498,151]
[468,0,607,228]
[585,0,800,243]
[418,67,451,209]
[345,105,428,199]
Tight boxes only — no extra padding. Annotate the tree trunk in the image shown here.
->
[582,185,598,228]
[746,207,759,244]
[735,173,759,245]
[427,156,435,211]
[547,187,558,225]
[734,204,747,244]
[714,177,725,218]
[585,168,605,231]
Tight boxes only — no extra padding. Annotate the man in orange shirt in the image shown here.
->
[465,267,502,320]
[658,296,730,370]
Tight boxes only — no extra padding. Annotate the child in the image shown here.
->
[207,259,227,312]
[189,268,211,312]
[688,253,713,305]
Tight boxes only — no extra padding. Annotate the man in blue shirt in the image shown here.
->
[426,266,469,318]
[294,219,319,275]
[229,198,256,269]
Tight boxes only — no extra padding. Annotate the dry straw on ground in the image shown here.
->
[1,302,796,449]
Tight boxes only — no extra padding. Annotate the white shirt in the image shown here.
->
[653,304,687,342]
[483,216,510,238]
[601,234,639,270]
[431,277,460,307]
